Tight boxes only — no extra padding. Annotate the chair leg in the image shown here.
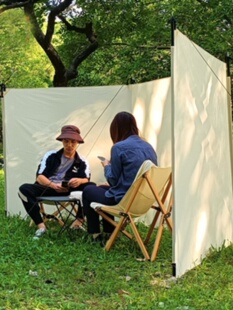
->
[144,209,160,245]
[150,215,165,262]
[166,216,173,232]
[165,200,173,232]
[165,195,173,232]
[105,217,128,251]
[129,215,150,260]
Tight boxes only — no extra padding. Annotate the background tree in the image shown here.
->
[0,0,172,87]
[66,0,171,86]
[0,0,233,88]
[0,0,99,86]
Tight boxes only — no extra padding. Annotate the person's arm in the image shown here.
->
[36,174,55,188]
[68,177,89,188]
[101,159,110,167]
[36,174,68,192]
[104,146,122,186]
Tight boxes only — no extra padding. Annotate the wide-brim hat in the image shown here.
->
[56,125,84,143]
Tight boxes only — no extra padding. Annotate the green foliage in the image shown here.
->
[1,1,233,87]
[1,172,233,309]
[59,0,233,86]
[0,9,53,88]
[164,0,233,61]
[60,0,172,86]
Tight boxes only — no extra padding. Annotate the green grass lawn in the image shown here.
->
[1,170,233,309]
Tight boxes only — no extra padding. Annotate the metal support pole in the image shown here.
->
[225,54,231,77]
[0,84,6,98]
[169,17,176,47]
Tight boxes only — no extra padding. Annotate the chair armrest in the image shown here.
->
[90,202,106,209]
[69,191,83,205]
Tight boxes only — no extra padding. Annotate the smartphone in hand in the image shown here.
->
[97,156,106,162]
[62,180,69,188]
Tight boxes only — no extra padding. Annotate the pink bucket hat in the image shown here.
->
[56,125,84,143]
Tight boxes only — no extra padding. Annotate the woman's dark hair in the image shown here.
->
[110,111,139,144]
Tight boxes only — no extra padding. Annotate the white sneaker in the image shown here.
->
[33,228,47,240]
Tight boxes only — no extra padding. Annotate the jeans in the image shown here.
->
[82,185,116,234]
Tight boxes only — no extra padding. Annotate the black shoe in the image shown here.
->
[92,234,105,247]
[92,233,111,247]
[103,232,111,241]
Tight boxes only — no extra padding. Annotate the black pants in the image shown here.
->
[82,184,117,234]
[19,182,95,225]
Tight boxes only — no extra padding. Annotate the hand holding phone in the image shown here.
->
[62,180,69,188]
[97,156,106,162]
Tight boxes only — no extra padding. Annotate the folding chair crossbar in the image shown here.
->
[56,201,80,235]
[41,210,61,220]
[39,202,67,226]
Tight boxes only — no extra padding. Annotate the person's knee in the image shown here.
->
[18,183,35,202]
[82,184,96,200]
[19,183,31,195]
[18,184,29,202]
[19,183,28,196]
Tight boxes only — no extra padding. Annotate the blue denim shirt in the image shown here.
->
[104,135,157,203]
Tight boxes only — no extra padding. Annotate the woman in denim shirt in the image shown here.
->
[83,111,158,244]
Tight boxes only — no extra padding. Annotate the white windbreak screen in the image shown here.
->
[3,86,131,217]
[3,79,171,220]
[131,79,172,225]
[172,30,233,277]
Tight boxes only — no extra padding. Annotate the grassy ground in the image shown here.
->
[1,170,233,309]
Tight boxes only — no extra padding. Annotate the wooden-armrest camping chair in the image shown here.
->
[91,160,172,261]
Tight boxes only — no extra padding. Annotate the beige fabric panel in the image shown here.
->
[173,30,233,277]
[3,86,131,216]
[131,78,172,167]
[227,76,233,192]
[130,78,172,225]
[4,80,171,219]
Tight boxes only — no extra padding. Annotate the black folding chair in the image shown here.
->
[36,194,83,236]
